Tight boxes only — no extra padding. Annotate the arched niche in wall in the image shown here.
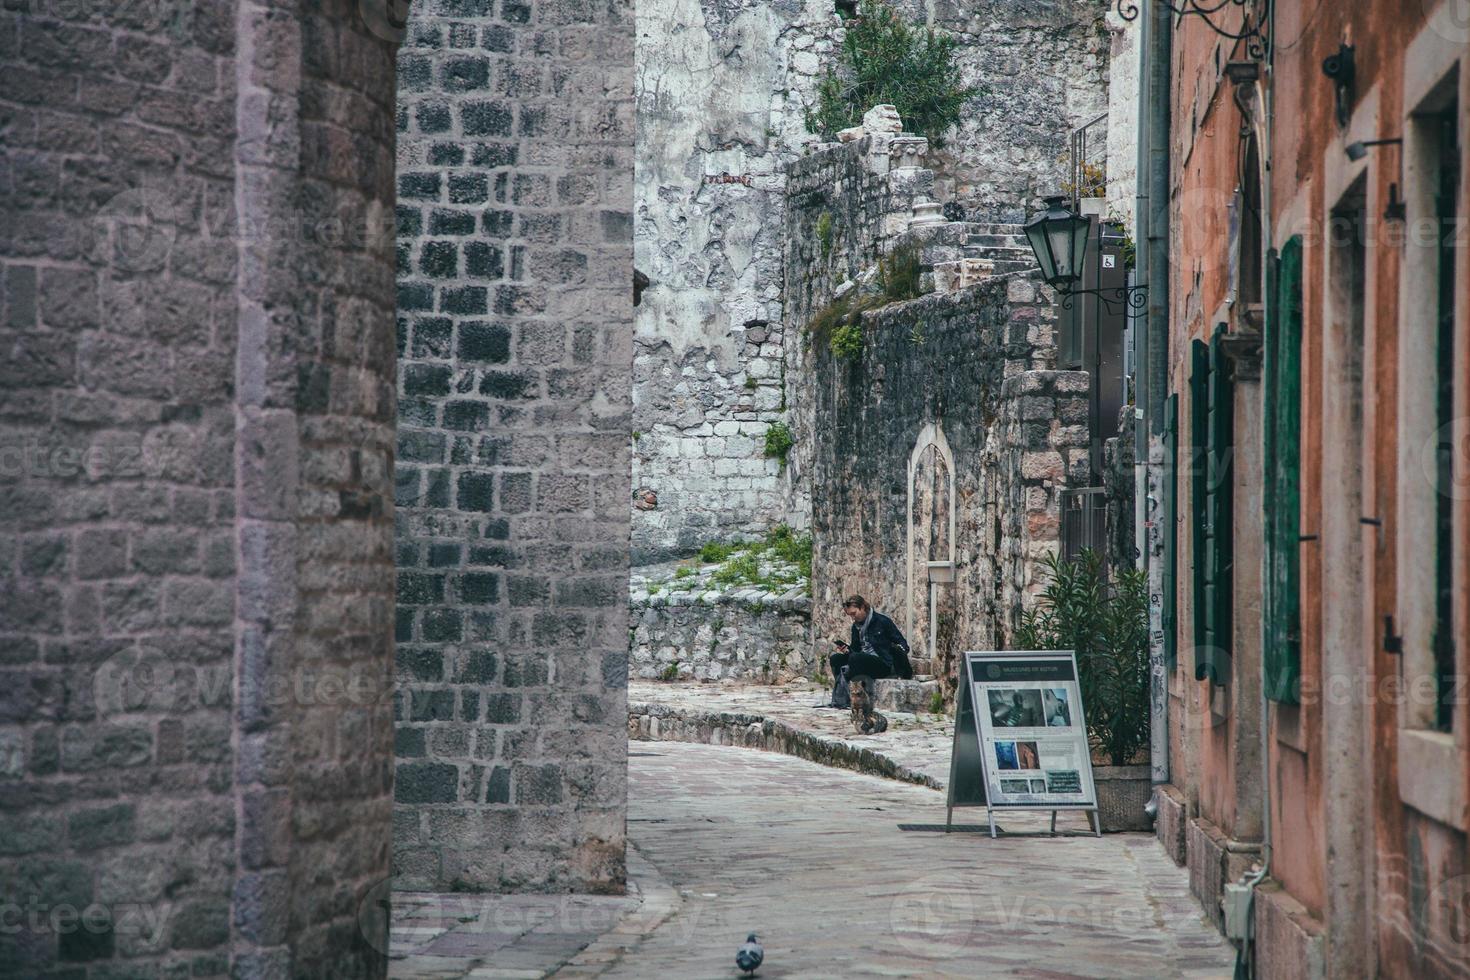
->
[906,422,957,674]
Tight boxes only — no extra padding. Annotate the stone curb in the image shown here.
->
[627,702,943,791]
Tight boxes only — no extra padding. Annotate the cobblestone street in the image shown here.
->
[391,742,1235,978]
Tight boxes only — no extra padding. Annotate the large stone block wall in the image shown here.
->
[984,363,1093,642]
[782,133,936,330]
[392,0,634,894]
[0,2,399,976]
[780,131,944,514]
[808,277,1088,693]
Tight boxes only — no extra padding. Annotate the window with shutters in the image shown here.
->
[1263,237,1304,703]
[1190,325,1233,685]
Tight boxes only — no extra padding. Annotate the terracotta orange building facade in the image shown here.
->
[1149,1,1470,976]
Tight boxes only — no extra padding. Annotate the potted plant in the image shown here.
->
[1013,550,1153,831]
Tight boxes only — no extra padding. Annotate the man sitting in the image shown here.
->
[823,594,911,732]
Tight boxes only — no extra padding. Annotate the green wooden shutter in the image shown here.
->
[1189,340,1208,665]
[1181,334,1228,681]
[1196,325,1234,684]
[1264,237,1303,703]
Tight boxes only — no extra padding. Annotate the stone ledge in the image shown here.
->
[872,678,940,713]
[1254,882,1326,980]
[1154,782,1188,866]
[628,701,943,791]
[1187,814,1263,935]
[629,591,809,612]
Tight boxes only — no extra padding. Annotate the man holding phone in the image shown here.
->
[820,594,912,710]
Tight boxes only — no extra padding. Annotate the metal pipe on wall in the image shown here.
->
[1140,0,1173,789]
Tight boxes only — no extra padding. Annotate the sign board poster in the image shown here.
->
[946,650,1099,836]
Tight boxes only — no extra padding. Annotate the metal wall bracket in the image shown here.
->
[1383,615,1403,656]
[1114,0,1270,58]
[1322,44,1356,128]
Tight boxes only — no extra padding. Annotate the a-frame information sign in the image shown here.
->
[946,650,1100,837]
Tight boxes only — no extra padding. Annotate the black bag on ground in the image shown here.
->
[830,665,851,708]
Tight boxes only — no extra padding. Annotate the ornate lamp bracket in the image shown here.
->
[1114,1,1270,60]
[1055,283,1149,316]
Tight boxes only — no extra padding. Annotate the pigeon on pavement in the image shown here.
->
[736,933,763,975]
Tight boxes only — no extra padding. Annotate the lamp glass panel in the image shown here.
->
[1069,216,1093,282]
[1024,219,1058,282]
[1048,223,1076,280]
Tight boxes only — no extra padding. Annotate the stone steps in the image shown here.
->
[962,221,1027,237]
[964,233,1030,248]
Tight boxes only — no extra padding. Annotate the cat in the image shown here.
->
[848,676,888,735]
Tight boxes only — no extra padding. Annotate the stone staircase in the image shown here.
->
[899,220,1038,294]
[960,222,1036,275]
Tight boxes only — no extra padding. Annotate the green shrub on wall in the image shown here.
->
[764,421,795,468]
[805,0,978,141]
[829,320,864,359]
[816,211,834,259]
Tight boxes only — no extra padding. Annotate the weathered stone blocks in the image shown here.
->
[394,0,633,895]
[2,2,400,976]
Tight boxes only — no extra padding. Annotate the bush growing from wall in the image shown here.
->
[829,320,865,359]
[877,244,923,302]
[764,420,795,468]
[805,0,978,141]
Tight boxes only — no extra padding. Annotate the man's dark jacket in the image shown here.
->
[849,611,914,679]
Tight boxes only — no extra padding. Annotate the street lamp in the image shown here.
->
[1023,196,1093,289]
[1023,196,1147,313]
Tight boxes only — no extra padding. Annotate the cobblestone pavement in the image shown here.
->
[629,680,955,786]
[392,742,1235,978]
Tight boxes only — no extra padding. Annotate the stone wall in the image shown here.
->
[630,593,812,684]
[0,1,398,975]
[630,0,1112,562]
[886,0,1110,221]
[782,132,938,330]
[984,363,1093,642]
[392,0,634,894]
[630,0,836,562]
[807,276,1090,694]
[1102,8,1141,232]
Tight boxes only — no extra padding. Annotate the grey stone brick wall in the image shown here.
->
[807,276,1086,695]
[0,1,398,976]
[392,0,634,894]
[782,133,935,330]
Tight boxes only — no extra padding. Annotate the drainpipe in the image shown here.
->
[1133,4,1150,578]
[1237,5,1279,971]
[1139,0,1172,789]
